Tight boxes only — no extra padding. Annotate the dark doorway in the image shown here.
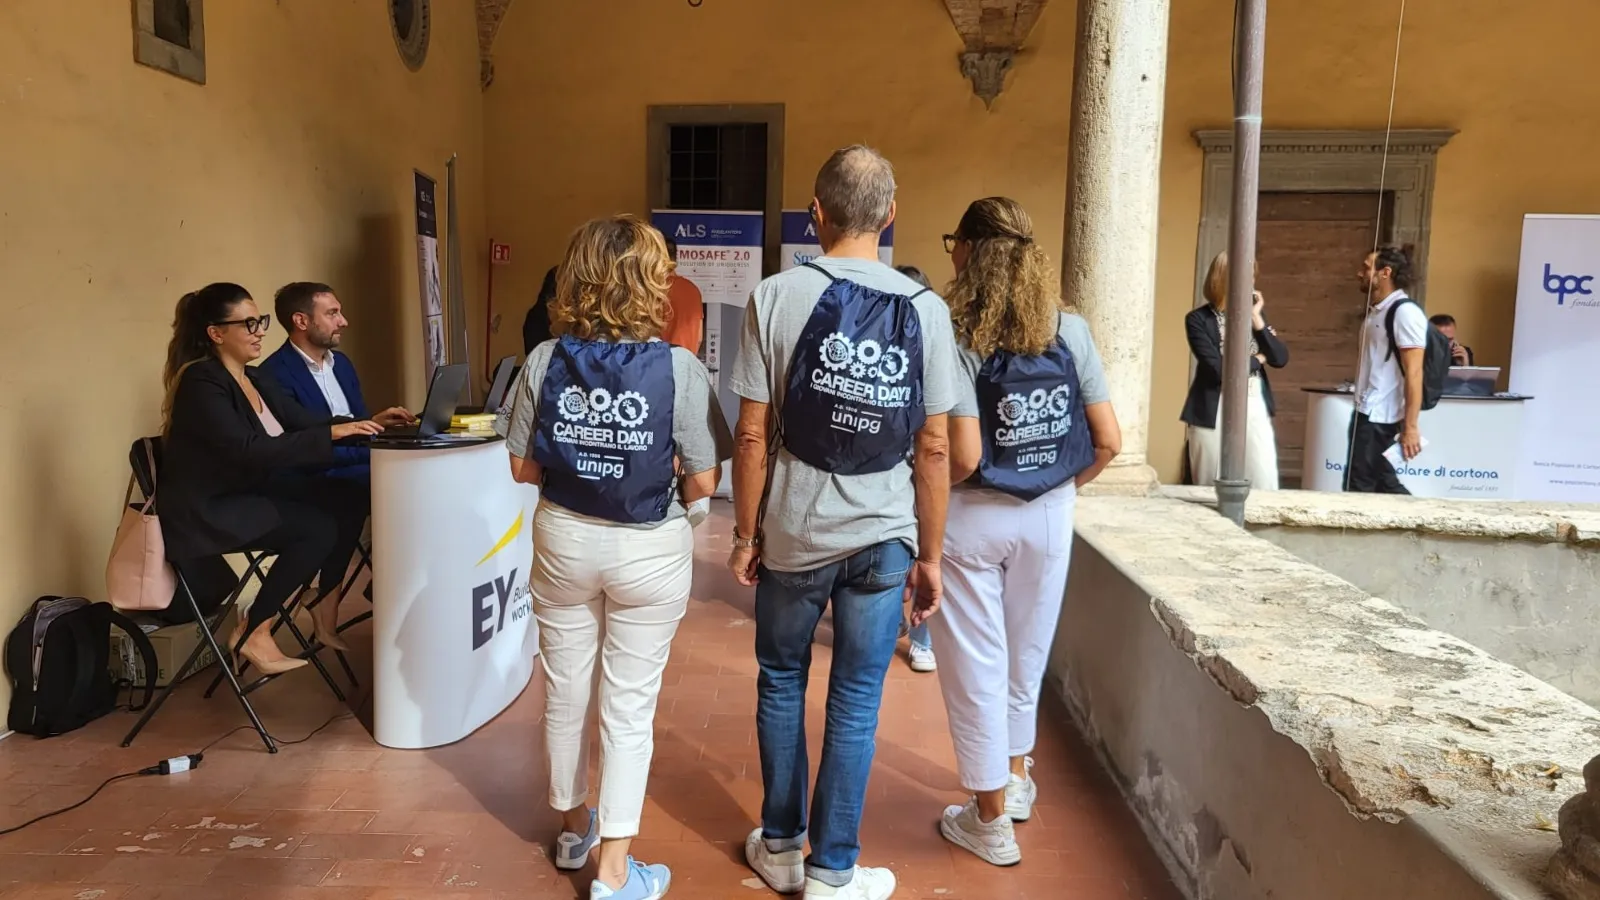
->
[1256,190,1394,486]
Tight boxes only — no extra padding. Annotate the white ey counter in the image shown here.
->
[369,436,540,749]
[1301,387,1529,499]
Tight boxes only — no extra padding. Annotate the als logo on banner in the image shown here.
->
[551,386,654,480]
[471,512,531,651]
[995,385,1074,469]
[1545,263,1597,307]
[812,332,912,434]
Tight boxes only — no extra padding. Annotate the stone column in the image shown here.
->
[1062,0,1170,494]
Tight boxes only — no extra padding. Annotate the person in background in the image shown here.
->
[259,282,415,485]
[1429,314,1474,366]
[731,146,956,900]
[894,264,938,674]
[1348,246,1427,493]
[159,283,382,674]
[933,197,1120,867]
[506,215,731,900]
[661,238,705,353]
[523,265,558,355]
[1180,251,1289,488]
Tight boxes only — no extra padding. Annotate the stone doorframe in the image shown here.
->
[1191,129,1456,308]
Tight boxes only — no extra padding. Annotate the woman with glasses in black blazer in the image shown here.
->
[159,283,382,675]
[1180,251,1289,488]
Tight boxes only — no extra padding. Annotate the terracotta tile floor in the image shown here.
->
[0,506,1179,899]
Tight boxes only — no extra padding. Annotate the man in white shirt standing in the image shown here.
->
[1347,246,1427,493]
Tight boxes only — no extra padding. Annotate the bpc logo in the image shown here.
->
[1544,264,1595,306]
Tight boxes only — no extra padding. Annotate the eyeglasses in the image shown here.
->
[213,315,272,335]
[942,234,962,254]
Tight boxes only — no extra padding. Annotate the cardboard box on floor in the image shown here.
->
[108,553,263,687]
[110,608,238,687]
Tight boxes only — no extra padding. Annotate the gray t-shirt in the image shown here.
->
[730,256,959,572]
[949,311,1110,495]
[505,338,732,527]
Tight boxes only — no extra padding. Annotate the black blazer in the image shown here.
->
[1179,305,1290,429]
[159,358,339,559]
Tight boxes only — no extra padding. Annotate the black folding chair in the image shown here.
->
[118,438,345,754]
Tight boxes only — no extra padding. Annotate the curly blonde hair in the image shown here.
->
[943,197,1061,358]
[549,215,671,341]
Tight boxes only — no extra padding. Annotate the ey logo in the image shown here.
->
[470,510,531,651]
[1545,264,1595,306]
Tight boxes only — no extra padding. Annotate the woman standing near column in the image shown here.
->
[1180,251,1289,488]
[931,197,1121,866]
[505,215,731,900]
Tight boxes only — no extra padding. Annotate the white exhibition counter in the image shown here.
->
[370,436,540,749]
[1301,388,1529,499]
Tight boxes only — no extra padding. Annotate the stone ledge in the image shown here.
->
[1162,485,1600,545]
[1074,495,1600,884]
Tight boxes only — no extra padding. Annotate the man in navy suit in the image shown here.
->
[259,282,413,484]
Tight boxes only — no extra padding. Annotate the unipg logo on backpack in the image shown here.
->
[534,337,678,523]
[973,320,1097,501]
[782,263,928,475]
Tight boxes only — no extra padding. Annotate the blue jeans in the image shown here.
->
[755,540,911,886]
[906,620,931,651]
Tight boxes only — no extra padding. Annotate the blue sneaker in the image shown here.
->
[555,808,598,871]
[591,857,671,899]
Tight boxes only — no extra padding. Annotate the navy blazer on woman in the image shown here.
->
[258,342,371,479]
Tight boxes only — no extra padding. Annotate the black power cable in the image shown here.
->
[0,711,353,837]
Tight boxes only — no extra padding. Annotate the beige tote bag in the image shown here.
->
[106,441,175,611]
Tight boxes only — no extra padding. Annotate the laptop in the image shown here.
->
[468,356,517,414]
[1443,365,1499,398]
[377,363,469,440]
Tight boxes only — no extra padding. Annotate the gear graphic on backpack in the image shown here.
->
[612,391,650,428]
[997,393,1028,426]
[586,387,613,425]
[820,332,854,371]
[558,386,589,422]
[876,346,910,383]
[1047,384,1072,418]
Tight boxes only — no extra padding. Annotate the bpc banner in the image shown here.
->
[780,210,895,270]
[1510,214,1600,501]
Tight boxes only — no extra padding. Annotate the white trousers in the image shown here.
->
[531,501,693,839]
[928,484,1076,793]
[1187,374,1280,489]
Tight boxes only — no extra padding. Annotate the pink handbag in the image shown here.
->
[105,441,176,611]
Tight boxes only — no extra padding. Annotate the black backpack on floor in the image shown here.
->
[5,596,156,738]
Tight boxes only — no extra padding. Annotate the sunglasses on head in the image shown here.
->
[213,315,272,335]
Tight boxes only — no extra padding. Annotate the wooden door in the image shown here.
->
[1255,192,1393,486]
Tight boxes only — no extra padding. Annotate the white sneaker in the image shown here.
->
[556,808,598,871]
[745,828,805,894]
[908,644,937,673]
[940,799,1021,866]
[1005,757,1037,822]
[803,866,896,899]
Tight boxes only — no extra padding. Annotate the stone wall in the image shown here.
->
[1053,494,1599,899]
[1176,487,1600,708]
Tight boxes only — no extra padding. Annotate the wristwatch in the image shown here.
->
[732,529,760,550]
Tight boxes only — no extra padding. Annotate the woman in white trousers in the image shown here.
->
[506,215,731,900]
[931,198,1122,867]
[1180,250,1290,488]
